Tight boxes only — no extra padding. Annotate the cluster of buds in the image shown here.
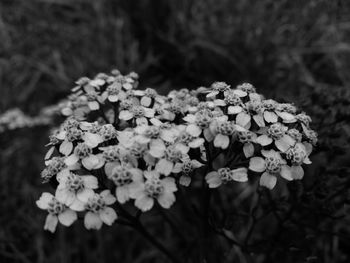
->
[0,107,56,133]
[37,70,317,232]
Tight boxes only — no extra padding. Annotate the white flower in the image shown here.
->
[36,192,77,233]
[205,167,248,188]
[64,143,104,170]
[237,130,257,158]
[119,105,155,126]
[155,145,185,176]
[55,172,98,211]
[209,118,244,149]
[183,110,213,141]
[255,123,295,152]
[249,150,293,189]
[129,171,177,211]
[104,163,144,203]
[84,190,117,230]
[172,159,204,186]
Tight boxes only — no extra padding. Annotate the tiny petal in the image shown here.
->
[249,157,266,172]
[99,207,117,226]
[231,168,248,182]
[236,112,251,127]
[135,195,154,212]
[256,135,273,146]
[77,188,94,202]
[36,192,54,210]
[264,111,278,123]
[119,110,134,120]
[155,159,174,176]
[214,134,230,149]
[291,165,304,180]
[157,192,176,209]
[205,171,222,188]
[179,175,191,187]
[280,165,293,181]
[186,124,202,137]
[259,172,277,189]
[59,140,73,156]
[116,186,130,204]
[84,212,103,230]
[58,209,77,226]
[243,143,255,158]
[44,214,58,233]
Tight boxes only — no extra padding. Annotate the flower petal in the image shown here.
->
[59,140,73,156]
[135,195,154,212]
[249,157,266,172]
[243,142,255,158]
[230,168,248,182]
[236,112,251,127]
[156,159,174,176]
[275,135,295,152]
[84,212,103,230]
[82,175,98,189]
[77,188,94,202]
[99,207,117,226]
[280,165,293,181]
[179,175,191,187]
[256,135,273,146]
[44,214,58,233]
[186,124,202,137]
[264,111,278,123]
[101,190,117,205]
[58,209,77,226]
[214,134,230,149]
[157,192,176,209]
[119,110,134,120]
[116,186,130,204]
[291,165,304,180]
[205,171,222,188]
[36,193,54,210]
[259,172,277,189]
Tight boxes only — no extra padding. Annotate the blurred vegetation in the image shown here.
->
[1,0,350,262]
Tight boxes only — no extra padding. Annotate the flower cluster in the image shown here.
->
[37,70,317,232]
[0,107,55,133]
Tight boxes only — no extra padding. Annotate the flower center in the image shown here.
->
[265,157,282,174]
[132,106,145,118]
[107,166,133,187]
[85,194,106,213]
[267,123,285,140]
[165,147,182,162]
[145,178,164,198]
[218,167,232,183]
[217,122,235,136]
[47,198,66,215]
[75,143,92,158]
[66,173,84,191]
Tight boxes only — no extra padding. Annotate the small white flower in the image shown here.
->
[36,192,77,233]
[172,158,204,186]
[206,167,248,188]
[249,150,293,189]
[129,171,177,211]
[119,105,155,126]
[55,172,98,211]
[104,163,144,203]
[84,190,117,230]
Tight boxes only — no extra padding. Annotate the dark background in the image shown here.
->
[1,0,350,262]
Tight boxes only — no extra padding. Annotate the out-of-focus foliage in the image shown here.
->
[0,0,350,262]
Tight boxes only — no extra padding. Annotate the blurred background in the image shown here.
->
[1,0,350,262]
